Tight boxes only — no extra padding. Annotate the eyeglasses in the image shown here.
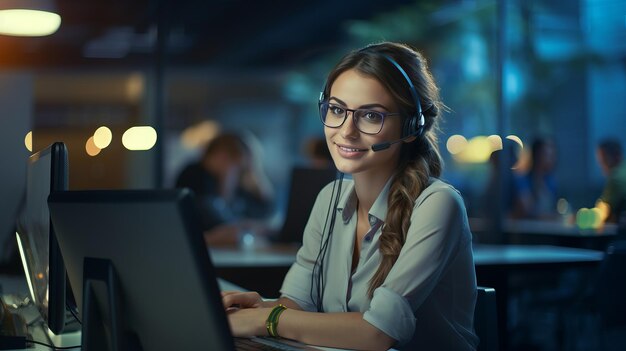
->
[318,102,400,135]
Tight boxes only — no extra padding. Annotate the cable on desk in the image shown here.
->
[26,313,43,327]
[66,302,82,325]
[25,339,81,350]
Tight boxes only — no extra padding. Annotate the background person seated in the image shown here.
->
[511,137,560,220]
[175,132,274,246]
[595,138,626,224]
[302,136,335,170]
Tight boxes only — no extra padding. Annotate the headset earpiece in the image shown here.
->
[403,112,424,138]
[319,90,326,104]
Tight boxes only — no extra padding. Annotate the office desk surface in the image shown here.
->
[210,247,297,268]
[211,243,605,351]
[472,244,604,266]
[211,243,605,268]
[503,219,617,237]
[492,218,618,251]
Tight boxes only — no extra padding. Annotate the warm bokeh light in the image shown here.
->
[486,135,503,153]
[595,200,610,222]
[93,126,113,149]
[122,126,157,150]
[453,136,492,163]
[24,131,32,152]
[126,73,144,102]
[446,135,468,155]
[590,207,604,229]
[181,120,220,149]
[85,136,101,156]
[505,135,525,170]
[0,9,61,36]
[505,135,524,149]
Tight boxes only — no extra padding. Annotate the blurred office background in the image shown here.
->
[1,0,625,349]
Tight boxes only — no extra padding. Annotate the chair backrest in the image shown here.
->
[595,240,626,328]
[274,166,336,243]
[475,286,498,351]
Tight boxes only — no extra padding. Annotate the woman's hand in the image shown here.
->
[226,307,271,337]
[222,291,265,309]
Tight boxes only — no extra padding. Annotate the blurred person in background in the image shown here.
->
[175,132,274,246]
[476,141,519,243]
[302,136,335,169]
[511,137,559,220]
[595,138,626,224]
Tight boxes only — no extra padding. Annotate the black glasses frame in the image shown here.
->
[318,101,401,135]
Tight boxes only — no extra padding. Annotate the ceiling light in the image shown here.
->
[93,126,112,149]
[0,0,61,37]
[122,126,157,151]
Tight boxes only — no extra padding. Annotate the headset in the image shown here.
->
[318,52,425,152]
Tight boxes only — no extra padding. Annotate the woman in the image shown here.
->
[596,138,626,223]
[223,42,478,350]
[511,137,559,220]
[175,133,274,245]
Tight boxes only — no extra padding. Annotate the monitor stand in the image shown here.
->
[82,257,142,351]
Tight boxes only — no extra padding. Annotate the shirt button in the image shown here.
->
[368,215,377,226]
[364,236,372,242]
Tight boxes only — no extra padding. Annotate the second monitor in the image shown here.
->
[48,189,234,351]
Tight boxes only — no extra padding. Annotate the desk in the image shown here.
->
[506,220,617,251]
[473,243,604,266]
[211,244,604,286]
[473,244,604,350]
[472,218,618,250]
[211,245,299,297]
[0,276,247,351]
[1,274,345,351]
[212,244,605,350]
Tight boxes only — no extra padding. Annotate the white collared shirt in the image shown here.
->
[280,177,479,350]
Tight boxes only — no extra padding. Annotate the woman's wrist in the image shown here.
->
[257,308,274,336]
[265,304,288,337]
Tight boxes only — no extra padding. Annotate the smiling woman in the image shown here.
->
[223,42,479,351]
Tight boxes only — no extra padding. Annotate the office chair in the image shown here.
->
[475,286,498,351]
[593,240,626,348]
[273,166,336,244]
[552,240,626,350]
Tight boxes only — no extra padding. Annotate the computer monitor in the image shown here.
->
[274,166,337,243]
[15,142,78,335]
[48,189,234,351]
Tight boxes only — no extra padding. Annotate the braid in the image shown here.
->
[367,137,441,298]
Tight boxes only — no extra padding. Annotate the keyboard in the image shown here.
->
[235,337,316,351]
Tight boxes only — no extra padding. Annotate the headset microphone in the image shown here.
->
[370,113,425,152]
[371,136,411,152]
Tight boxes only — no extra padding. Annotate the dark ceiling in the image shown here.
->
[0,0,418,69]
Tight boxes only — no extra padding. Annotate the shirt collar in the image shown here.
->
[338,175,395,224]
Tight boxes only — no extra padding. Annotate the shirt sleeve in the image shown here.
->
[363,184,471,345]
[279,182,335,311]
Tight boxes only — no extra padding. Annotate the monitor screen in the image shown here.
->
[15,142,78,334]
[48,189,234,351]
